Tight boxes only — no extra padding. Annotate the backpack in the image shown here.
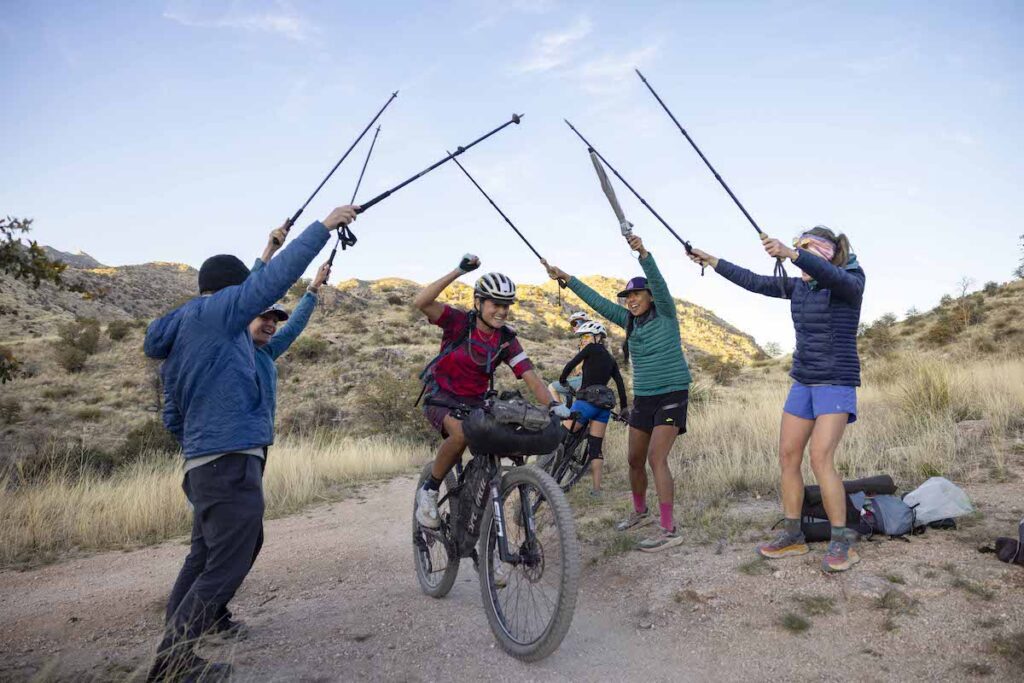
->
[415,310,517,406]
[862,495,917,539]
[990,517,1024,568]
[798,475,897,542]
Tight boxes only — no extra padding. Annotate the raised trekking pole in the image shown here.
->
[327,125,382,267]
[447,153,567,285]
[634,69,786,290]
[355,114,523,214]
[564,119,703,275]
[274,91,398,246]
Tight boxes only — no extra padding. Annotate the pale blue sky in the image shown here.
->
[2,1,1021,350]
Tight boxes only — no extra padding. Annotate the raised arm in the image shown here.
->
[689,246,794,300]
[266,262,330,360]
[628,235,676,320]
[542,259,629,329]
[259,223,289,265]
[792,250,864,304]
[415,254,479,324]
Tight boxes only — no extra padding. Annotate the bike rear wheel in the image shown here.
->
[478,465,581,661]
[412,463,460,598]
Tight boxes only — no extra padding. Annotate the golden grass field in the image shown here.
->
[2,350,1022,568]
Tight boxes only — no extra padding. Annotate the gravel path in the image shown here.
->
[1,475,1022,681]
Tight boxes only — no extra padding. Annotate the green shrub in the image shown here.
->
[107,320,132,341]
[55,345,88,373]
[355,371,434,442]
[75,406,103,421]
[0,397,22,424]
[119,419,180,458]
[983,281,999,295]
[386,293,404,306]
[0,345,20,384]
[288,278,311,300]
[693,355,742,385]
[58,317,100,355]
[923,316,957,346]
[288,335,330,362]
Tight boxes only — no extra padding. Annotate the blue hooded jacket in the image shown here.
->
[249,258,318,432]
[715,249,866,387]
[144,222,329,458]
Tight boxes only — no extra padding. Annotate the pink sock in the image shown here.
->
[659,503,674,531]
[632,493,646,514]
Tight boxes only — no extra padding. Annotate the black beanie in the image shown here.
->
[198,255,250,294]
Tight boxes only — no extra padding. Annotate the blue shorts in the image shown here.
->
[570,399,611,424]
[783,382,858,424]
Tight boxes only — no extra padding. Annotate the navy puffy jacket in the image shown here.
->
[715,249,866,387]
[144,222,330,458]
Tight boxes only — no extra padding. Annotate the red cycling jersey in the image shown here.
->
[430,305,532,398]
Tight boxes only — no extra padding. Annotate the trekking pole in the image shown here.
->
[355,114,523,214]
[327,125,382,266]
[275,91,398,246]
[634,69,786,291]
[447,153,568,293]
[564,119,703,275]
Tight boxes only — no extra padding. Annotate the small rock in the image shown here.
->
[849,573,893,601]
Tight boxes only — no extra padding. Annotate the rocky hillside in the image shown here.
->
[0,247,764,462]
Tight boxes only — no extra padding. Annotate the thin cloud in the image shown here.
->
[515,16,592,73]
[576,43,660,94]
[469,0,557,32]
[163,1,316,43]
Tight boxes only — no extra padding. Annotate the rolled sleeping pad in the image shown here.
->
[803,475,896,508]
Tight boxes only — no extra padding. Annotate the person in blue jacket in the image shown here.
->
[143,205,356,681]
[162,225,336,647]
[688,226,865,573]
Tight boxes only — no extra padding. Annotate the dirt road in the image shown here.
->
[2,474,1022,681]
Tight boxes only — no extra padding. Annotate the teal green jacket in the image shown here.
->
[567,253,691,396]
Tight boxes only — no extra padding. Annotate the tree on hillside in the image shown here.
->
[0,216,66,288]
[1015,234,1024,279]
[763,341,783,357]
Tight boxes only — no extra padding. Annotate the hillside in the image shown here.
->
[0,248,763,463]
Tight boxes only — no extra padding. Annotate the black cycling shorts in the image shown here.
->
[628,390,688,434]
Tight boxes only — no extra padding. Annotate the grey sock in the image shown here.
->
[830,526,848,544]
[784,518,801,537]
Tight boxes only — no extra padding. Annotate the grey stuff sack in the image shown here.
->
[902,476,974,526]
[864,495,916,538]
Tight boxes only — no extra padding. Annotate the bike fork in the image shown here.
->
[490,480,538,564]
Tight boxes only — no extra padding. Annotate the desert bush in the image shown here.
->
[693,355,742,385]
[288,278,311,300]
[386,293,404,306]
[75,407,103,421]
[355,371,434,442]
[55,345,88,373]
[983,281,999,295]
[58,317,100,355]
[0,345,20,384]
[923,316,957,346]
[0,397,22,423]
[277,403,342,437]
[107,320,132,341]
[288,335,330,362]
[859,315,900,357]
[42,385,76,400]
[119,420,180,459]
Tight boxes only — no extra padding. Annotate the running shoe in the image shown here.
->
[821,541,860,573]
[637,526,683,553]
[615,508,653,532]
[415,488,440,529]
[756,530,810,559]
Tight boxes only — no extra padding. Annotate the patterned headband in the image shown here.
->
[794,233,836,262]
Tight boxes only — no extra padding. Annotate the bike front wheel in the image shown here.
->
[412,463,460,598]
[478,465,581,662]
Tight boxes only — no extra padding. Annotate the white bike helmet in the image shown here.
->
[474,272,516,304]
[568,311,590,326]
[575,320,607,337]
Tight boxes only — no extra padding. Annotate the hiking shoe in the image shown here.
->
[822,541,860,573]
[637,526,683,553]
[756,530,810,559]
[147,649,231,682]
[208,615,250,640]
[615,508,653,532]
[415,488,440,529]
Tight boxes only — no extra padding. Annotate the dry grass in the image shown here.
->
[0,434,431,568]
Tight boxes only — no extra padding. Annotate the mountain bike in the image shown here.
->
[411,395,581,662]
[540,409,627,494]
